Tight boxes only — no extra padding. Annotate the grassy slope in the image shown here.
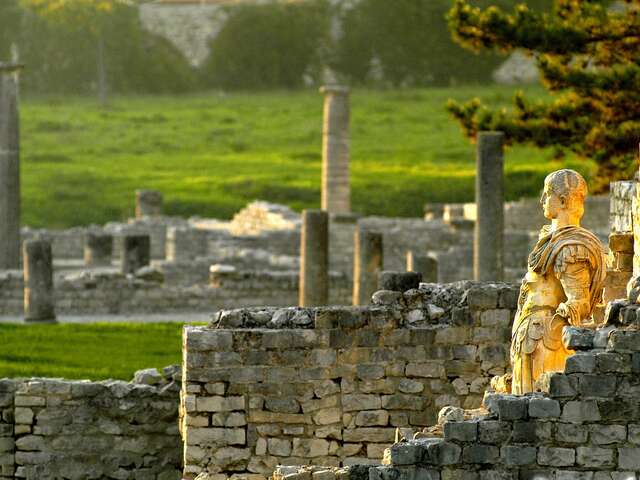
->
[21,86,595,228]
[0,323,185,380]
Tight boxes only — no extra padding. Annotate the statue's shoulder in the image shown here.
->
[552,227,604,274]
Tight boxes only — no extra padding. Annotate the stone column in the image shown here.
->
[406,250,438,283]
[320,85,350,214]
[135,190,163,219]
[84,233,113,267]
[23,239,56,323]
[474,131,504,281]
[121,234,150,275]
[353,227,383,305]
[299,210,328,307]
[0,63,23,270]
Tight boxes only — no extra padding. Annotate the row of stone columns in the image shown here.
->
[20,234,152,323]
[319,86,505,283]
[298,210,439,307]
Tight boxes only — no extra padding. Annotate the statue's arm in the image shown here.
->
[554,245,593,327]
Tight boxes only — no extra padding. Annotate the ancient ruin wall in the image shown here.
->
[180,282,518,479]
[0,269,349,316]
[0,377,182,480]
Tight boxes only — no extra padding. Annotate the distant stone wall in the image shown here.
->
[180,281,518,478]
[435,195,611,234]
[0,269,350,316]
[0,376,182,480]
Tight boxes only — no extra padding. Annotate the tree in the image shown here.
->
[446,0,640,189]
[21,0,134,105]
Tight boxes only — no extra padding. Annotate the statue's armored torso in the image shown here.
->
[510,226,606,394]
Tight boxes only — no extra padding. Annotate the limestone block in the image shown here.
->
[478,421,511,444]
[382,394,425,411]
[425,441,462,466]
[528,397,561,418]
[495,396,528,421]
[595,352,631,373]
[313,408,342,426]
[461,444,499,464]
[341,394,381,412]
[576,446,615,468]
[561,400,601,423]
[405,363,445,378]
[500,445,537,466]
[578,374,617,398]
[537,447,575,467]
[314,381,340,399]
[196,396,244,412]
[211,413,246,427]
[292,438,330,458]
[15,435,44,451]
[14,408,33,425]
[13,396,45,407]
[562,327,595,351]
[211,447,251,470]
[355,410,389,427]
[444,422,478,442]
[265,397,300,414]
[268,438,292,457]
[555,423,588,444]
[466,287,498,309]
[398,379,424,394]
[618,447,640,469]
[342,428,395,443]
[187,428,246,446]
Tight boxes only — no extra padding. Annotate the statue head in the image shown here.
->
[540,169,588,221]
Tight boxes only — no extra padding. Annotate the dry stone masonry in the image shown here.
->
[0,369,182,480]
[180,281,518,479]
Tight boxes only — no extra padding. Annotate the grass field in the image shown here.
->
[0,323,185,380]
[21,85,595,228]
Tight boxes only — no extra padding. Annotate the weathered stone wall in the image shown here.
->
[0,269,350,316]
[180,281,519,478]
[604,233,634,304]
[439,195,611,234]
[611,180,637,234]
[0,377,182,480]
[272,323,640,480]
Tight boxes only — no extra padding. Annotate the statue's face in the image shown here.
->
[540,181,563,219]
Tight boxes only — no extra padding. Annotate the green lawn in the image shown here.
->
[21,85,596,229]
[0,323,185,380]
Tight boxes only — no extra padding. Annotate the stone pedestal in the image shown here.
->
[84,233,113,267]
[406,251,438,283]
[353,228,383,305]
[299,210,329,307]
[0,63,23,270]
[23,239,56,323]
[135,190,163,219]
[474,131,504,281]
[121,235,151,275]
[320,85,350,214]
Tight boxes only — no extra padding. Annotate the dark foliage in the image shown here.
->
[447,0,639,189]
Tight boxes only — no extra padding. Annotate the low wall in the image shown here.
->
[0,269,350,316]
[180,281,519,479]
[272,322,640,480]
[0,375,182,480]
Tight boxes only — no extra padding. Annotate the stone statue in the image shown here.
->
[510,169,606,394]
